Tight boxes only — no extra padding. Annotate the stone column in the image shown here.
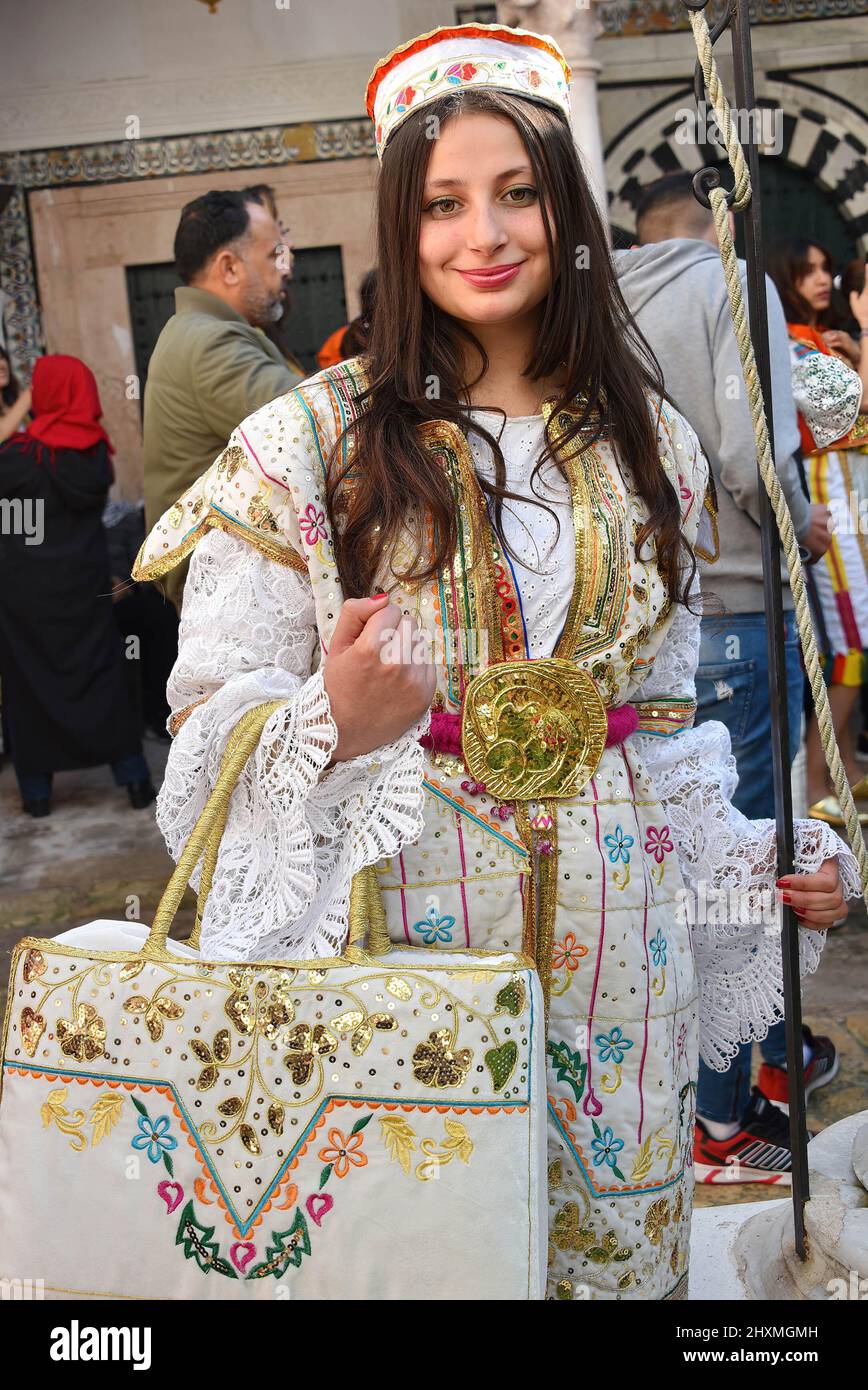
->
[497,0,608,222]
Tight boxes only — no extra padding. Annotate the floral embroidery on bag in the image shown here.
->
[130,1097,177,1173]
[318,1117,370,1181]
[412,1029,473,1088]
[379,1114,474,1181]
[41,1086,125,1152]
[56,1003,106,1062]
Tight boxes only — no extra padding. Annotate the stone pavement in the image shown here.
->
[2,737,866,1213]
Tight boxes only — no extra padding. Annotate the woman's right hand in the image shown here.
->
[322,594,436,763]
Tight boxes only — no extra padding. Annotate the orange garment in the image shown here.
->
[316,326,348,371]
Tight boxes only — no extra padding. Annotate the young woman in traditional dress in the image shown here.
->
[768,238,868,822]
[134,26,857,1298]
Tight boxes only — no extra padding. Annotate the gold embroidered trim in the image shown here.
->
[694,482,720,564]
[513,801,558,1018]
[133,509,308,583]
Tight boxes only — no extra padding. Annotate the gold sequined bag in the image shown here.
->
[0,703,547,1300]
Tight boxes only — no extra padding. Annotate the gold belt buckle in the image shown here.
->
[461,658,608,802]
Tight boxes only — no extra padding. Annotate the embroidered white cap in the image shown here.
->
[366,23,572,160]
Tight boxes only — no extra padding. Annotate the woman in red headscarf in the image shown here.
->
[0,355,154,816]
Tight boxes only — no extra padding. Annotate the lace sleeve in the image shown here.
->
[159,527,426,961]
[790,343,862,449]
[630,572,862,1071]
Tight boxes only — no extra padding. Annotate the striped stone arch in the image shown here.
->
[605,77,868,251]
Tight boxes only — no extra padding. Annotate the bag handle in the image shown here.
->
[144,700,391,961]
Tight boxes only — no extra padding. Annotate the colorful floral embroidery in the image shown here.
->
[590,1121,626,1179]
[445,60,478,82]
[594,1026,634,1066]
[603,825,634,864]
[131,1100,178,1171]
[650,929,668,969]
[552,932,588,972]
[412,905,456,945]
[318,1119,369,1180]
[643,825,673,863]
[299,503,328,546]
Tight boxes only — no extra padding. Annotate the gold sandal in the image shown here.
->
[808,794,868,826]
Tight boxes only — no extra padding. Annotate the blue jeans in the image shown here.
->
[17,752,150,803]
[693,612,803,1122]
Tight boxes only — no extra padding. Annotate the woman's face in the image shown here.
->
[0,356,9,389]
[418,111,553,329]
[796,245,832,314]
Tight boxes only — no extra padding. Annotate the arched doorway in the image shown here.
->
[605,77,868,269]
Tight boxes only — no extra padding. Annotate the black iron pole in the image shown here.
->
[728,0,810,1256]
[683,0,810,1256]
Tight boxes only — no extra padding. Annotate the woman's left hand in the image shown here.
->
[776,857,845,929]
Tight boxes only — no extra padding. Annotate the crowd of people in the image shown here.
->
[1,24,867,1296]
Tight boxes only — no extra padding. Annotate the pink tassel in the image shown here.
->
[419,711,463,756]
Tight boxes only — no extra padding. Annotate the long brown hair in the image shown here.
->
[766,236,834,327]
[326,89,694,608]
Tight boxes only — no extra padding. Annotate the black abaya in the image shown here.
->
[0,438,142,775]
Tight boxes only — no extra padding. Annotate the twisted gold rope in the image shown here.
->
[688,8,868,903]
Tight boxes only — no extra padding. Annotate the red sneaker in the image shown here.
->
[757,1025,839,1112]
[694,1087,808,1185]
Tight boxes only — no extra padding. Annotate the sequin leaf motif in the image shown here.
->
[644,1197,671,1246]
[494,976,527,1018]
[20,1006,45,1057]
[22,948,47,983]
[546,1038,587,1103]
[123,992,184,1043]
[175,1200,238,1279]
[412,1029,473,1088]
[385,976,413,1001]
[484,1040,518,1092]
[56,1003,106,1062]
[246,1210,311,1279]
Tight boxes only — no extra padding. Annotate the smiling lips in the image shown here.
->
[457,262,524,288]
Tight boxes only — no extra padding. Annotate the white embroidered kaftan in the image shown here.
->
[137,360,860,1300]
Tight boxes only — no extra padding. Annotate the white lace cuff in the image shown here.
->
[634,719,861,1071]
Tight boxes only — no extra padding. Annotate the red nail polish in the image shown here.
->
[775,879,788,888]
[781,892,792,903]
[372,592,388,599]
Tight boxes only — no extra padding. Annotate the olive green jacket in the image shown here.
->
[142,286,302,609]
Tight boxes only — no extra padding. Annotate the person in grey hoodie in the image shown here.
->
[616,172,838,1187]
